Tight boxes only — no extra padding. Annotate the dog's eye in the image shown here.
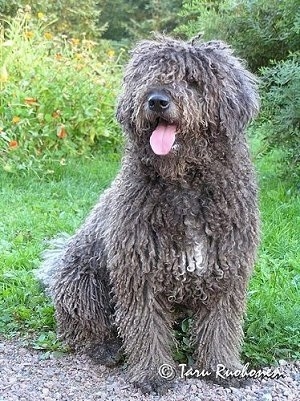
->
[189,81,202,91]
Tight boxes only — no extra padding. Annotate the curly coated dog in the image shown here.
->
[37,35,260,394]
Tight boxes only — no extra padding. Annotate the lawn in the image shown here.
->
[243,136,300,365]
[0,137,299,363]
[0,154,120,349]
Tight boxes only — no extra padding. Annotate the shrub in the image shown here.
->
[259,53,300,180]
[0,7,123,172]
[1,1,102,40]
[177,0,300,71]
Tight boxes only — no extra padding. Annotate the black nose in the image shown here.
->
[148,91,170,112]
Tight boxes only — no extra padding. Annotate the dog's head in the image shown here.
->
[116,36,259,173]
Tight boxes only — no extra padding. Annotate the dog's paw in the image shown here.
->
[86,338,123,367]
[134,377,173,395]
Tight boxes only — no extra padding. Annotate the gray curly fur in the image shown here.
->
[37,35,260,394]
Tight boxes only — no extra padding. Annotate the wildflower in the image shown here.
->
[55,53,63,61]
[52,110,61,119]
[37,12,45,19]
[24,4,32,20]
[24,97,38,105]
[107,49,115,58]
[0,65,9,82]
[9,140,18,149]
[24,31,34,39]
[82,39,96,49]
[37,113,44,122]
[44,32,53,40]
[70,38,80,46]
[57,125,67,139]
[12,116,21,124]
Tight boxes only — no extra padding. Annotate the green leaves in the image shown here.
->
[0,9,123,173]
[177,0,299,71]
[259,53,300,180]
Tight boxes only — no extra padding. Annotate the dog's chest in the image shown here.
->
[164,210,210,303]
[150,185,210,294]
[180,240,207,275]
[165,235,209,304]
[159,188,208,272]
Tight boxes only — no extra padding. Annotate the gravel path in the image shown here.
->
[0,339,299,401]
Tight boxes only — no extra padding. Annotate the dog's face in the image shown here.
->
[117,36,259,167]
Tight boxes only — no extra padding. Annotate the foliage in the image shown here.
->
[259,53,300,180]
[177,0,300,71]
[98,0,183,41]
[0,0,20,17]
[0,1,101,39]
[0,8,123,173]
[173,316,194,364]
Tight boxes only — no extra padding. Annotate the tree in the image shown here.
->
[98,0,182,41]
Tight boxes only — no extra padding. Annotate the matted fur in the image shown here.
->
[37,35,260,394]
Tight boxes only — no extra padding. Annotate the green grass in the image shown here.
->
[243,132,300,365]
[0,154,120,348]
[0,135,299,364]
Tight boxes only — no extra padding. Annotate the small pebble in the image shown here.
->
[261,394,273,401]
[42,387,50,395]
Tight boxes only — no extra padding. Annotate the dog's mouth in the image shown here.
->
[149,118,177,156]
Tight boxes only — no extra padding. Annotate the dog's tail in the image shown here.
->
[35,233,70,295]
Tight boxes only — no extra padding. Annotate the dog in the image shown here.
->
[37,35,260,394]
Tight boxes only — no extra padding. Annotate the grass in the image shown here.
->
[0,154,120,349]
[243,133,300,365]
[0,134,299,364]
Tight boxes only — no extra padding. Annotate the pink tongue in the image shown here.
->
[150,123,177,155]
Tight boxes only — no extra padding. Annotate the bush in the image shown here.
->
[0,8,123,172]
[177,0,300,71]
[259,53,300,180]
[1,1,102,40]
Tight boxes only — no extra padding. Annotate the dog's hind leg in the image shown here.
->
[37,232,117,353]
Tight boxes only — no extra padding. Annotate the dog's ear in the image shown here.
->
[116,94,129,128]
[190,41,259,135]
[116,92,135,135]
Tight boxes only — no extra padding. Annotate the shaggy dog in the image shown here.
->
[37,36,260,394]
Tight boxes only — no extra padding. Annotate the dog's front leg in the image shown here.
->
[191,274,249,386]
[111,263,175,394]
